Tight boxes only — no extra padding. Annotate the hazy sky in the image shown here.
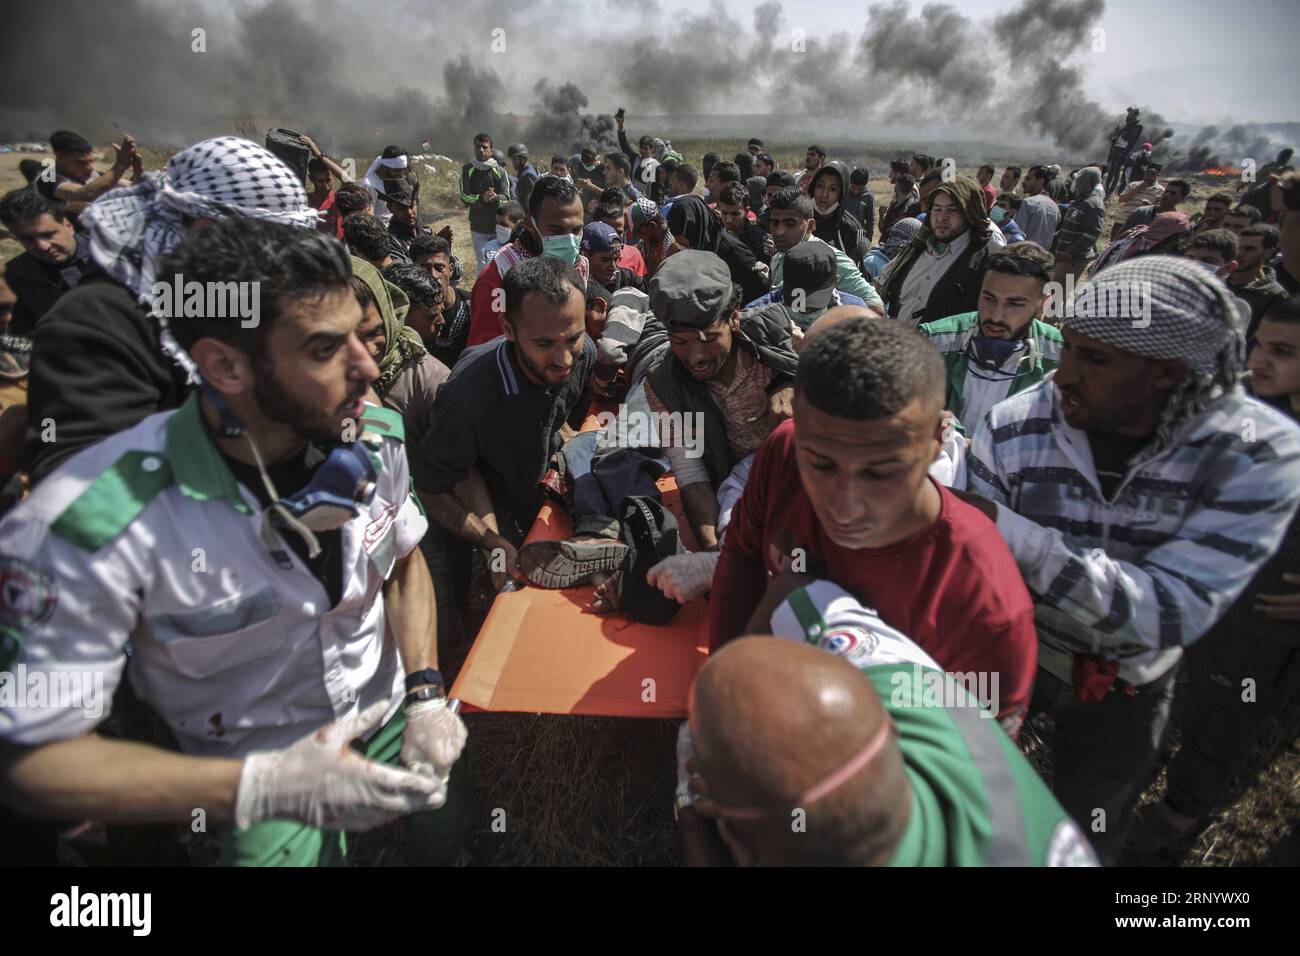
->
[691,0,1299,123]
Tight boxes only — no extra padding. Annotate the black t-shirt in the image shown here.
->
[1087,430,1152,500]
[223,445,345,607]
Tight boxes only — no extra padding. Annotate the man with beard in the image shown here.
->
[1227,224,1287,339]
[1190,191,1232,236]
[959,257,1300,863]
[412,256,596,590]
[639,252,799,553]
[878,177,1005,328]
[0,219,472,866]
[383,179,430,264]
[411,235,472,369]
[918,242,1063,433]
[1114,178,1191,238]
[24,136,321,485]
[796,145,826,192]
[0,190,93,336]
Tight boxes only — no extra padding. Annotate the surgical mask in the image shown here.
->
[495,224,513,243]
[539,231,581,265]
[815,202,839,216]
[989,206,1006,223]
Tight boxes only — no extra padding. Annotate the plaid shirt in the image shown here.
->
[965,377,1300,687]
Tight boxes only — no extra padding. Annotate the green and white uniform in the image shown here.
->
[0,394,471,864]
[917,311,1063,434]
[771,580,1097,867]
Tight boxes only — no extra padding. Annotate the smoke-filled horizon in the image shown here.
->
[1,0,1289,169]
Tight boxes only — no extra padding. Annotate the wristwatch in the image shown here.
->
[404,669,445,707]
[405,668,444,693]
[673,792,696,822]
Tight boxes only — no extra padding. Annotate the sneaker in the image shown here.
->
[517,538,628,589]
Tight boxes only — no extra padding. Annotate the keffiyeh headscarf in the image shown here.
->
[878,177,991,302]
[350,257,428,395]
[882,217,922,258]
[1092,211,1191,275]
[82,136,319,304]
[1063,255,1245,452]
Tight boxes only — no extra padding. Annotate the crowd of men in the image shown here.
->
[0,116,1297,868]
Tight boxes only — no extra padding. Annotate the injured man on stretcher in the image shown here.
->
[516,259,967,624]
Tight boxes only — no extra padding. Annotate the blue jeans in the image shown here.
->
[562,382,670,538]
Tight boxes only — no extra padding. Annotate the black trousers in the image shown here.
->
[1164,621,1300,819]
[1031,664,1180,865]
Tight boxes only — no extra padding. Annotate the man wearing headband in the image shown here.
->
[960,256,1300,863]
[678,575,1095,867]
[363,144,416,227]
[0,219,471,866]
[24,135,321,485]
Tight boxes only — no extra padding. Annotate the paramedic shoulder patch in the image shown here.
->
[0,558,58,668]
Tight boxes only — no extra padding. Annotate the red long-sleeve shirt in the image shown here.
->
[710,420,1037,734]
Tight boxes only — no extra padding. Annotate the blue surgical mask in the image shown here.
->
[990,206,1006,223]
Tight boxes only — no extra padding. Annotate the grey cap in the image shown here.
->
[648,250,734,330]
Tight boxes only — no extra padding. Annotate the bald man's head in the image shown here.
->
[689,637,910,866]
[805,303,874,341]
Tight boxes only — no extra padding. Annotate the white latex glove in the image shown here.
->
[928,414,968,488]
[234,700,444,832]
[400,697,468,781]
[646,551,719,603]
[675,721,695,804]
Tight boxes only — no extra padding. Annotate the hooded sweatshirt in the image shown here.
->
[878,177,1003,326]
[1051,167,1105,262]
[810,161,868,261]
[666,195,769,305]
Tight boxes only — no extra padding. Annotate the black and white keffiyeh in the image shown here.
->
[1063,254,1247,449]
[81,136,319,304]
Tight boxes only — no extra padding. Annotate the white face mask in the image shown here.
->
[815,201,839,215]
[495,224,513,243]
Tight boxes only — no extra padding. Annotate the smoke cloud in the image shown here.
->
[0,0,1286,166]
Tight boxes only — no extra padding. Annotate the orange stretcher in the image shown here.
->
[450,419,710,718]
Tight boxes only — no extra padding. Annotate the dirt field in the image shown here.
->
[2,141,1295,867]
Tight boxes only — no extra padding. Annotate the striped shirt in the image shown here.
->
[964,377,1300,687]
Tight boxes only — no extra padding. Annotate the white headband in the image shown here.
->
[379,155,409,170]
